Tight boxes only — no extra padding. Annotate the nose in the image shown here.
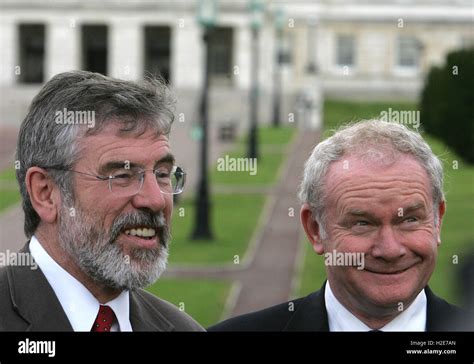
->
[371,225,407,261]
[131,171,168,212]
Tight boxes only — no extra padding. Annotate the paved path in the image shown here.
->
[165,129,320,318]
[0,127,19,171]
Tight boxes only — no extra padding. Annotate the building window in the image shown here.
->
[144,26,171,83]
[82,25,108,75]
[396,36,421,69]
[209,27,233,85]
[336,34,355,67]
[18,24,45,83]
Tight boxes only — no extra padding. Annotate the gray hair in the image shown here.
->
[298,119,445,237]
[16,70,176,238]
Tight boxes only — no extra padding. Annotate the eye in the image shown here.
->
[403,216,418,223]
[112,170,134,179]
[350,220,374,234]
[155,167,172,179]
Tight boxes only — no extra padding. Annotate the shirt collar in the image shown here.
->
[325,280,427,331]
[29,235,132,332]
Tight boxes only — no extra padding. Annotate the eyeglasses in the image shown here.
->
[44,165,186,196]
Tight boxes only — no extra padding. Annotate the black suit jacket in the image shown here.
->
[208,282,469,331]
[0,244,204,332]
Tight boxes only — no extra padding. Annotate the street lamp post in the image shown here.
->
[272,6,285,128]
[191,0,217,240]
[247,0,264,160]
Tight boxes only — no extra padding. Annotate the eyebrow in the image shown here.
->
[344,202,427,220]
[99,153,176,174]
[346,209,375,219]
[402,202,426,214]
[154,153,175,168]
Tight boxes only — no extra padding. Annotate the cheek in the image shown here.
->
[79,195,126,227]
[162,196,173,220]
[401,228,439,256]
[325,228,371,253]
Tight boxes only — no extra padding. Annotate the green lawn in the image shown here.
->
[0,167,20,212]
[211,150,285,185]
[170,193,265,264]
[241,125,297,145]
[146,278,231,327]
[298,241,326,297]
[423,135,474,304]
[171,126,295,264]
[298,100,474,306]
[323,99,419,134]
[211,126,296,185]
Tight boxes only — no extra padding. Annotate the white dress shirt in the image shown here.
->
[325,281,427,331]
[30,235,133,332]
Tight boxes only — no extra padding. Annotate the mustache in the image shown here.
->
[108,210,169,247]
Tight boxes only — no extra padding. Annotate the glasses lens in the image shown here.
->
[109,166,186,196]
[110,170,142,196]
[172,166,185,194]
[155,165,185,195]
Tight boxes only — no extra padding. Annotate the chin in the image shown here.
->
[361,283,420,309]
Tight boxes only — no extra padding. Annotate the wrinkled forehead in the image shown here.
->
[76,122,170,164]
[79,121,168,144]
[331,146,429,172]
[325,152,433,200]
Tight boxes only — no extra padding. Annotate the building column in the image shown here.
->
[0,19,17,85]
[46,19,79,80]
[235,25,251,90]
[109,19,142,80]
[172,18,202,88]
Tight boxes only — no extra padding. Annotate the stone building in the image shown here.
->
[0,0,472,128]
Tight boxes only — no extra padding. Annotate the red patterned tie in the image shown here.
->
[91,305,116,332]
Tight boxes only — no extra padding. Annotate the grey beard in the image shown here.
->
[58,203,170,291]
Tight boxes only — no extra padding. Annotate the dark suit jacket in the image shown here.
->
[208,282,469,331]
[0,245,204,332]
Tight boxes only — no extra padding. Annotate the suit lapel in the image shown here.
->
[6,259,73,331]
[425,286,462,331]
[129,290,174,331]
[11,243,174,332]
[284,282,329,331]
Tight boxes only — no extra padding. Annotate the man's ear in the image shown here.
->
[300,203,325,255]
[25,167,60,224]
[436,200,446,246]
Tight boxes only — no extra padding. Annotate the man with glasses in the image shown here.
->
[0,71,203,331]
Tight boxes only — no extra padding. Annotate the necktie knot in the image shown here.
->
[91,305,116,332]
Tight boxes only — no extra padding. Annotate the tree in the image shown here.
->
[420,48,474,163]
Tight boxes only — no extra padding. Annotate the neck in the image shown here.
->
[351,308,399,330]
[328,281,408,330]
[35,229,122,304]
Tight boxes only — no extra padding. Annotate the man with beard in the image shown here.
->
[0,71,203,331]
